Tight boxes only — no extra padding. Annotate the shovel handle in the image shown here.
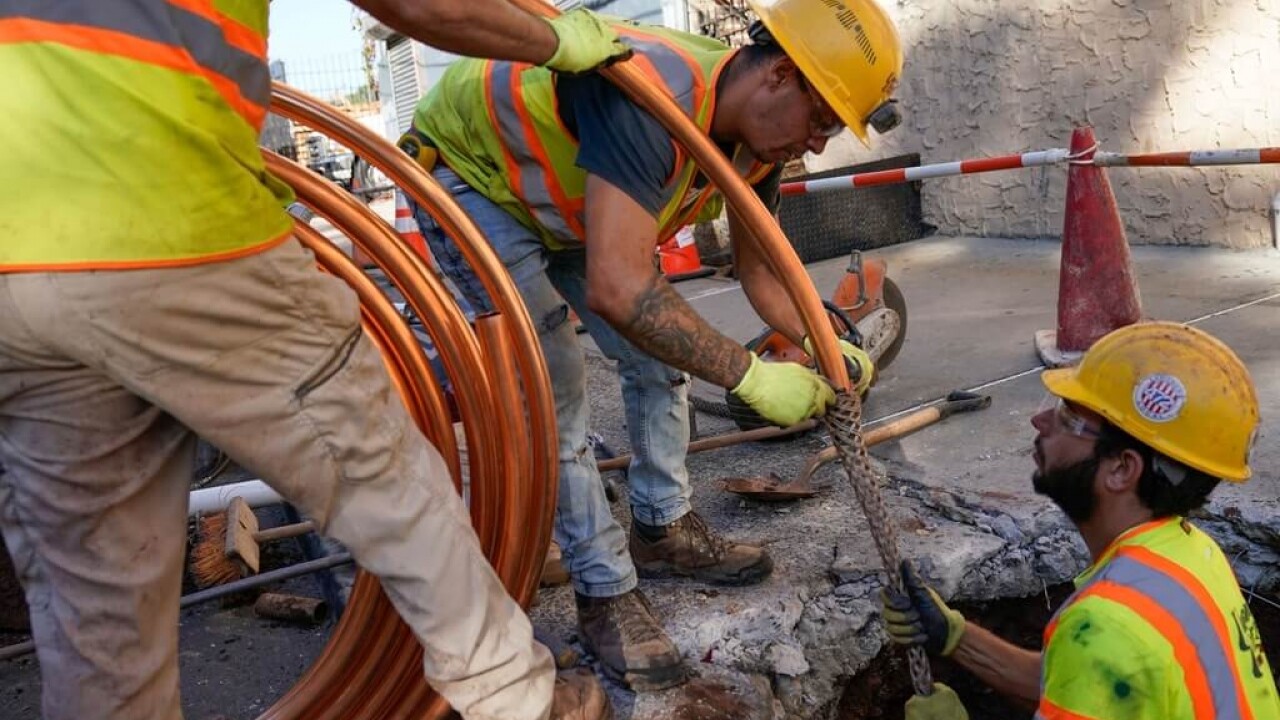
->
[794,391,992,485]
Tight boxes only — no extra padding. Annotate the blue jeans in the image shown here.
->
[413,167,693,598]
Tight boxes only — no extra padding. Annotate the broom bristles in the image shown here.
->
[190,511,243,588]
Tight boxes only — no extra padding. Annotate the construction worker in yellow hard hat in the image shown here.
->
[402,0,904,690]
[1,0,638,718]
[879,322,1279,720]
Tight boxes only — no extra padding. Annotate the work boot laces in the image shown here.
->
[614,591,666,647]
[677,511,730,560]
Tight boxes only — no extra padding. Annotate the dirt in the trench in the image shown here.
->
[839,583,1280,720]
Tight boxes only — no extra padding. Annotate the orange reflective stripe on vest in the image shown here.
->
[1034,698,1104,720]
[1047,547,1254,720]
[0,0,269,127]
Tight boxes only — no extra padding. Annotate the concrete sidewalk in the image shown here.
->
[540,236,1280,719]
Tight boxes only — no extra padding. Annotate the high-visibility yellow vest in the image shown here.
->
[0,0,294,272]
[413,22,773,251]
[1036,517,1280,720]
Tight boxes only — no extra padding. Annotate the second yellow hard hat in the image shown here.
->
[1041,322,1259,482]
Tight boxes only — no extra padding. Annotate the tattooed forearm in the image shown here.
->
[614,273,752,389]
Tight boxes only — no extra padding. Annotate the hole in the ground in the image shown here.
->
[838,582,1280,720]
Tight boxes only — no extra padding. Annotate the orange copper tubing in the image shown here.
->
[474,313,538,600]
[263,153,508,719]
[269,85,559,544]
[506,0,848,390]
[269,87,559,648]
[261,84,558,719]
[263,151,506,551]
[263,225,444,720]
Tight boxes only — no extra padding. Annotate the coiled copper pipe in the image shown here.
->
[264,152,506,549]
[257,87,558,719]
[269,84,559,605]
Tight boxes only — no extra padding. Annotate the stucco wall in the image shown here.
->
[805,0,1280,248]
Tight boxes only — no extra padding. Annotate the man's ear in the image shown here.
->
[1100,448,1144,494]
[768,56,800,89]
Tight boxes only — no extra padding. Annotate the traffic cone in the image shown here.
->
[657,226,714,282]
[1034,126,1142,367]
[393,189,433,267]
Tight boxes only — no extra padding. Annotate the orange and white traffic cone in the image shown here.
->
[657,226,714,282]
[393,189,433,267]
[1034,126,1143,367]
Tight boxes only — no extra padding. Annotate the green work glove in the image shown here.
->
[880,561,966,656]
[731,353,836,427]
[803,335,874,395]
[905,684,970,720]
[543,8,633,74]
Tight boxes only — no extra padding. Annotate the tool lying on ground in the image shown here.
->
[191,496,318,588]
[721,391,991,501]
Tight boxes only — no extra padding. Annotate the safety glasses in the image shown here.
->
[1038,395,1102,439]
[796,74,845,139]
[797,75,902,139]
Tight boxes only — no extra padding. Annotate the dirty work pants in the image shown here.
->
[413,167,694,599]
[0,239,553,720]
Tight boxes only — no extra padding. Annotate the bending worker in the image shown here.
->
[0,1,632,718]
[404,0,903,691]
[881,322,1280,719]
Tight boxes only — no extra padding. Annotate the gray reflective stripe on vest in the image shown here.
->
[3,0,269,111]
[622,36,705,215]
[485,62,580,241]
[1071,554,1245,718]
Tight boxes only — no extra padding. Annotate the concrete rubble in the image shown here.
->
[530,236,1280,718]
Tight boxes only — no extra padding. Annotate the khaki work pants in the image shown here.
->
[0,239,553,720]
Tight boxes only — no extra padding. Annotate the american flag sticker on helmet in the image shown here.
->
[1133,373,1187,423]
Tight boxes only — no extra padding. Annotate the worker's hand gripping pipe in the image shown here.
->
[504,0,935,697]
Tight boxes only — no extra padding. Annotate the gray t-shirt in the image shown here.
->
[555,72,782,218]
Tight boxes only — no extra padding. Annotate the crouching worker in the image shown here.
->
[882,322,1280,720]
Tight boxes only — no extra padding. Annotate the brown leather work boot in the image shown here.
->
[551,668,613,720]
[576,589,686,691]
[630,511,773,586]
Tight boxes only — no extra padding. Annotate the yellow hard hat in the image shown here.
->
[747,0,904,146]
[1041,322,1259,482]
